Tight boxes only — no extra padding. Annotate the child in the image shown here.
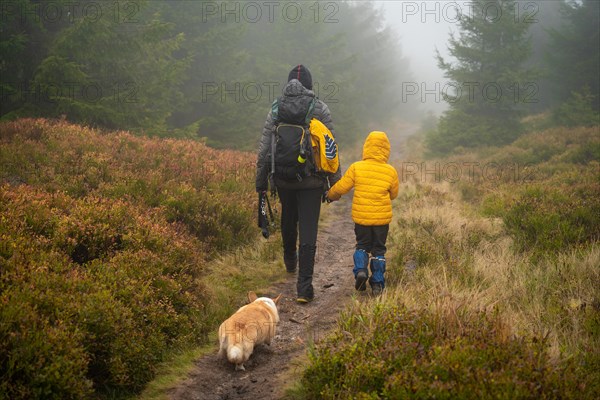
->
[326,131,399,295]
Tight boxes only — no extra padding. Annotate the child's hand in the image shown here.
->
[325,191,336,203]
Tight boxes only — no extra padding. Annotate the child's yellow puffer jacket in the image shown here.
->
[328,131,399,225]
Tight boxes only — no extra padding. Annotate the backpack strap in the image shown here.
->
[304,98,316,126]
[271,99,280,124]
[269,99,278,196]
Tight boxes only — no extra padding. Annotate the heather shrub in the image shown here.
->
[301,303,585,399]
[162,183,254,251]
[52,197,130,264]
[440,125,600,254]
[1,270,93,400]
[0,185,211,397]
[0,118,255,248]
[501,184,600,252]
[0,119,258,398]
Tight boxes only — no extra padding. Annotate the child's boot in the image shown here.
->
[353,249,369,291]
[369,256,386,296]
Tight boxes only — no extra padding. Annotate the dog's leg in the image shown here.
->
[217,336,227,358]
[265,322,275,346]
[235,363,246,371]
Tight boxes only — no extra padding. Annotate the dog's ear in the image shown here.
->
[273,293,283,305]
[248,291,258,302]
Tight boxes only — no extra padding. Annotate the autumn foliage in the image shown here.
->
[0,119,257,398]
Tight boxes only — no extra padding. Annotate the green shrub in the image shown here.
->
[301,303,588,399]
[563,142,600,165]
[425,110,522,156]
[162,183,253,251]
[502,185,600,253]
[0,284,93,400]
[0,187,212,398]
[552,89,600,128]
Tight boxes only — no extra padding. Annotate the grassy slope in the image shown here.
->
[0,119,287,399]
[291,124,600,399]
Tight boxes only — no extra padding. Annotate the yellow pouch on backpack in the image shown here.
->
[309,118,339,174]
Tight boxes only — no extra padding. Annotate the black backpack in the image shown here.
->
[270,93,317,182]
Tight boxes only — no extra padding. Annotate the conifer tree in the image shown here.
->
[547,0,600,108]
[428,0,535,154]
[30,0,187,134]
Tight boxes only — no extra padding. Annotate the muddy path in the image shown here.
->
[168,198,358,400]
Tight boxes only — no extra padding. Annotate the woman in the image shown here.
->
[255,65,341,303]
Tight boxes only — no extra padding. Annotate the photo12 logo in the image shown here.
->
[399,1,539,24]
[1,82,138,105]
[200,161,256,183]
[199,1,340,23]
[0,1,141,24]
[399,161,536,184]
[402,81,539,104]
[200,81,339,104]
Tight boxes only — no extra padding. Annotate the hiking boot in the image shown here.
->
[296,296,314,304]
[297,244,316,301]
[284,256,297,273]
[353,249,369,291]
[355,269,368,291]
[371,283,384,296]
[369,257,386,295]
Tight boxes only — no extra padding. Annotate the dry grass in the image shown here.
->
[291,122,599,398]
[389,175,599,360]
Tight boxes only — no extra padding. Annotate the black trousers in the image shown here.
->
[354,223,389,257]
[278,187,322,255]
[278,187,322,298]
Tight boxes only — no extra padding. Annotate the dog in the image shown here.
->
[218,291,282,371]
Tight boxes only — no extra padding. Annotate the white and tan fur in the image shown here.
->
[218,291,282,371]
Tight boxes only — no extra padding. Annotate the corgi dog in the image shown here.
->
[218,291,283,371]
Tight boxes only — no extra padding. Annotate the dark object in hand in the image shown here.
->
[258,191,270,238]
[258,191,275,238]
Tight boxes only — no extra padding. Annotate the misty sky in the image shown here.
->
[378,1,465,114]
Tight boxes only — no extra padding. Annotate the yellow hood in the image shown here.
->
[362,131,390,162]
[327,129,400,225]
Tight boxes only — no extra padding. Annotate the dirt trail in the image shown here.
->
[168,198,357,400]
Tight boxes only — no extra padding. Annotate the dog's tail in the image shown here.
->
[227,334,246,364]
[220,332,246,366]
[227,343,244,365]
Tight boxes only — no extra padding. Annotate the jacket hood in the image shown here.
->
[282,79,315,98]
[362,131,390,162]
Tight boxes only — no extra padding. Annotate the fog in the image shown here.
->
[377,1,573,116]
[2,0,595,148]
[379,0,456,115]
